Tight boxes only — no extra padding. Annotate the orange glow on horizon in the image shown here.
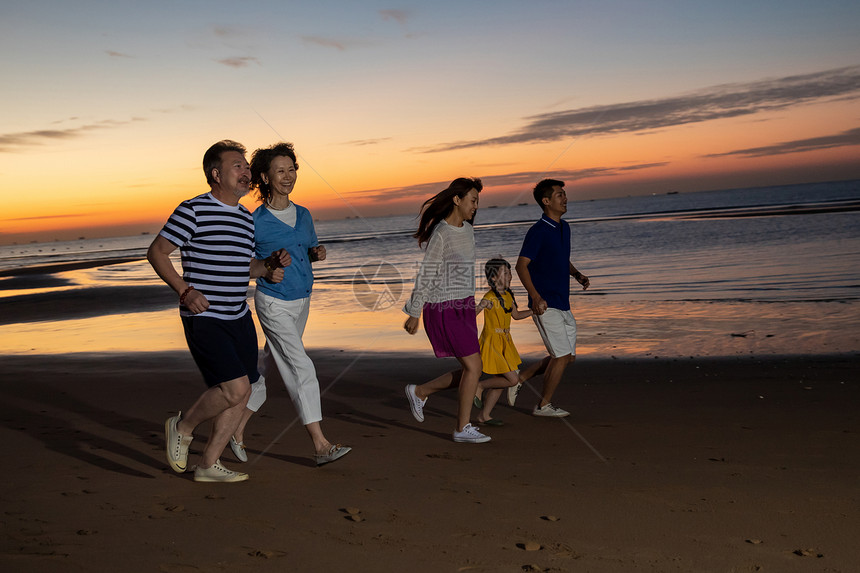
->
[3,99,859,246]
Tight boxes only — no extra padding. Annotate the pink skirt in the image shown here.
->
[422,297,480,358]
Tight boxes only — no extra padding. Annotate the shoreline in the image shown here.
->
[0,256,144,277]
[1,350,857,571]
[2,245,859,359]
[1,347,859,363]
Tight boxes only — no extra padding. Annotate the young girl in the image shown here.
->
[403,177,491,444]
[473,258,542,424]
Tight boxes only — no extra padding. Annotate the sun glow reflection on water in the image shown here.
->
[3,183,859,358]
[1,298,857,358]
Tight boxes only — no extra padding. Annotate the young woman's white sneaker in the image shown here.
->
[405,384,427,422]
[452,423,491,443]
[532,403,570,417]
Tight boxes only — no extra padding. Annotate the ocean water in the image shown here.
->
[310,179,860,307]
[1,179,859,357]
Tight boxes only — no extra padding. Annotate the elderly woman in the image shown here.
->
[231,142,351,466]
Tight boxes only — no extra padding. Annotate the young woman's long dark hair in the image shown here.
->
[484,257,513,313]
[413,177,482,247]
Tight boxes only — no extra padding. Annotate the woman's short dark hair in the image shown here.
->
[250,142,299,204]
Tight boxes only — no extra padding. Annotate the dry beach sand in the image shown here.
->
[1,350,858,572]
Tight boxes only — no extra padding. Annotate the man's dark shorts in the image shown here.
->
[181,313,260,387]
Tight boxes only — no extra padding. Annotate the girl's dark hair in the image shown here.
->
[413,177,482,247]
[484,257,513,313]
[250,142,299,204]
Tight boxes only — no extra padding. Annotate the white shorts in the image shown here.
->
[533,308,576,358]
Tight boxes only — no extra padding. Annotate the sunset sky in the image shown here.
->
[2,0,859,244]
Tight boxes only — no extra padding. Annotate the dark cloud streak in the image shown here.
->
[426,66,860,152]
[350,162,667,202]
[5,213,91,222]
[380,9,410,25]
[706,127,860,158]
[216,56,259,68]
[342,137,392,146]
[0,119,145,153]
[302,36,346,51]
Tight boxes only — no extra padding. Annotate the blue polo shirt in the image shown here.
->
[518,213,571,311]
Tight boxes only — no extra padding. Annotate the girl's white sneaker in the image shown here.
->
[230,436,247,462]
[506,382,523,406]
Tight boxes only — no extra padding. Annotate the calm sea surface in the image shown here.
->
[2,180,859,357]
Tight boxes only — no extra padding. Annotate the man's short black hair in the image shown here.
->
[203,140,247,185]
[533,178,565,209]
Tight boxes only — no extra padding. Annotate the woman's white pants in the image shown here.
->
[249,290,322,425]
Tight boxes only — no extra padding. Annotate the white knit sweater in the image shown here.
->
[403,220,476,317]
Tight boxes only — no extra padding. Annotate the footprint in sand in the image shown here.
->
[426,452,471,461]
[247,549,287,559]
[793,548,823,558]
[341,507,364,522]
[158,564,201,572]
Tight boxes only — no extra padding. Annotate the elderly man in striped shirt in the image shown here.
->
[147,140,288,483]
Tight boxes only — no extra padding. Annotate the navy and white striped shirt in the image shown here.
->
[158,192,255,320]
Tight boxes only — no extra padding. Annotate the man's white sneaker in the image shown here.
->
[532,403,570,417]
[165,413,193,473]
[405,384,426,422]
[453,423,491,443]
[506,382,523,407]
[193,459,249,483]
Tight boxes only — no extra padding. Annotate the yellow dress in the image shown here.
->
[479,290,522,375]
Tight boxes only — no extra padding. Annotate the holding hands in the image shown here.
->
[530,296,548,316]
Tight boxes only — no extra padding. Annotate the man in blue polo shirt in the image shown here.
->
[516,179,590,417]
